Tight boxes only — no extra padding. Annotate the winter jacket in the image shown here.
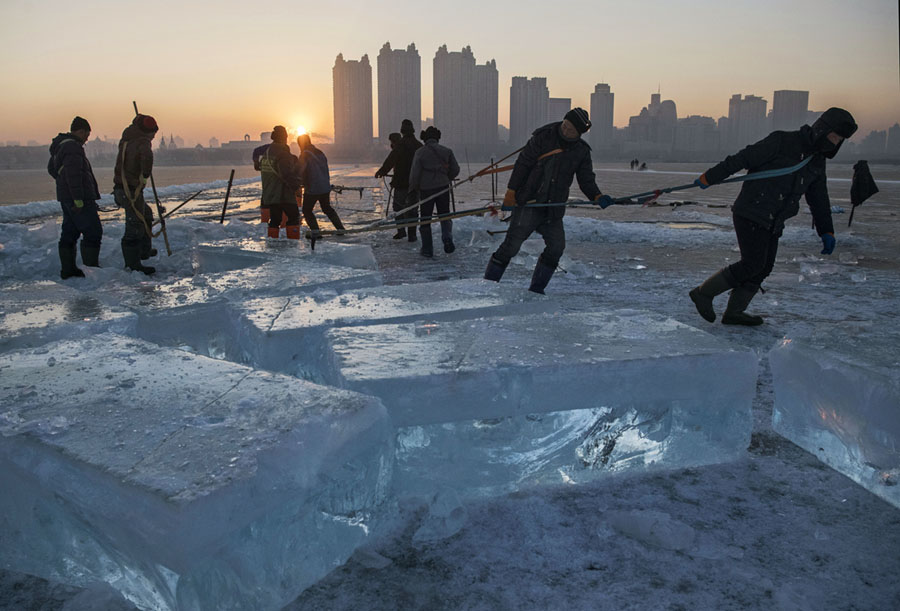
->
[252,143,270,171]
[704,125,834,237]
[508,122,600,220]
[409,140,460,192]
[47,133,100,202]
[376,134,422,188]
[298,145,331,195]
[114,117,154,190]
[259,142,301,205]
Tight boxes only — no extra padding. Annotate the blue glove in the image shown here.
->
[594,194,615,209]
[693,174,710,190]
[821,233,836,255]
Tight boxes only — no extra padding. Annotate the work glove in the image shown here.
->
[593,194,615,209]
[374,170,383,178]
[820,233,836,255]
[502,189,517,208]
[693,174,710,189]
[73,199,84,212]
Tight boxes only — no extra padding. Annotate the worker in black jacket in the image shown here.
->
[689,107,857,325]
[484,108,614,293]
[375,119,422,241]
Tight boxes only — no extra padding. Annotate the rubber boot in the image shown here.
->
[285,225,301,240]
[393,228,407,239]
[80,243,101,267]
[140,234,155,260]
[441,221,455,253]
[122,242,155,275]
[267,226,280,239]
[528,256,556,294]
[59,244,84,279]
[722,284,764,326]
[689,268,733,322]
[141,248,157,260]
[484,256,508,282]
[407,223,417,242]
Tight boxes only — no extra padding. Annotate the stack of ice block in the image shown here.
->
[195,238,378,272]
[0,334,393,611]
[770,336,900,508]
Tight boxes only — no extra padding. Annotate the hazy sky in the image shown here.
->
[1,0,897,145]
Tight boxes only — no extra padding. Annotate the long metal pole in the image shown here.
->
[219,169,235,223]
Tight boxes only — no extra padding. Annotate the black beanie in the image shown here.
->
[422,126,441,141]
[401,119,415,136]
[271,125,288,143]
[388,132,402,145]
[564,108,591,134]
[70,116,91,133]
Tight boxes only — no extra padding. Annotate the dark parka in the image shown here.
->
[704,125,835,237]
[376,134,423,189]
[298,145,331,195]
[47,134,100,202]
[259,142,301,205]
[508,122,601,219]
[114,117,154,191]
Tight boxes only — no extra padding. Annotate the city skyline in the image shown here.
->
[1,1,897,144]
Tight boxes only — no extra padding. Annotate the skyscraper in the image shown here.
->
[772,90,809,131]
[433,45,498,155]
[589,83,614,150]
[509,77,548,146]
[333,53,373,152]
[548,98,571,123]
[727,94,767,150]
[627,92,677,150]
[376,42,421,140]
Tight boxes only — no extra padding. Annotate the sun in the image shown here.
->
[295,125,307,136]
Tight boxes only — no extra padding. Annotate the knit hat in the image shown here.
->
[401,119,415,136]
[388,132,402,145]
[138,115,159,133]
[70,116,91,133]
[812,107,857,140]
[271,125,288,142]
[564,108,591,134]
[422,126,441,141]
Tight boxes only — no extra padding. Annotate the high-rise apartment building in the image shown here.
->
[772,90,809,131]
[509,77,549,146]
[433,45,498,155]
[333,53,373,151]
[727,94,767,150]
[548,98,571,123]
[376,42,421,140]
[589,83,615,150]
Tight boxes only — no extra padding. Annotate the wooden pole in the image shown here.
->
[220,169,235,223]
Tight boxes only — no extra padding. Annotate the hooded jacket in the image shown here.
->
[508,122,600,219]
[409,139,460,192]
[298,145,331,195]
[376,133,422,189]
[259,142,301,205]
[114,117,155,191]
[47,133,100,202]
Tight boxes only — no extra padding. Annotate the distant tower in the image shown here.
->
[169,135,177,149]
[509,76,549,147]
[333,53,374,152]
[772,90,809,131]
[727,94,768,149]
[589,84,615,150]
[433,45,498,154]
[159,135,168,151]
[377,42,421,139]
[548,98,571,122]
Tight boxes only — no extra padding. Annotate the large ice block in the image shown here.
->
[0,281,137,351]
[770,337,900,508]
[108,261,382,360]
[234,279,553,381]
[327,310,757,497]
[0,334,393,611]
[195,238,378,273]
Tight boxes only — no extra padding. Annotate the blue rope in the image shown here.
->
[512,156,813,209]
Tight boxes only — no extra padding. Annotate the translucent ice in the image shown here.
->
[0,281,137,351]
[194,238,378,272]
[770,338,900,508]
[0,334,393,611]
[327,310,756,498]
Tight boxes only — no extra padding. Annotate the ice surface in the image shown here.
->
[0,334,393,611]
[195,238,378,273]
[234,279,553,381]
[327,310,756,498]
[770,337,900,508]
[0,281,137,351]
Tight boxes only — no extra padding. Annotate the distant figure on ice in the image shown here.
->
[484,108,614,294]
[639,162,647,171]
[375,119,423,241]
[689,107,857,326]
[259,126,302,239]
[113,114,159,275]
[47,116,102,279]
[409,125,460,257]
[298,133,344,234]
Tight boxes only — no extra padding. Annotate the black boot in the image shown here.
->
[393,228,407,239]
[407,226,417,242]
[122,242,155,275]
[443,239,455,254]
[689,268,733,322]
[59,244,84,279]
[420,224,433,258]
[141,247,158,260]
[528,256,556,294]
[484,256,507,282]
[441,221,454,253]
[80,243,100,268]
[722,284,764,326]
